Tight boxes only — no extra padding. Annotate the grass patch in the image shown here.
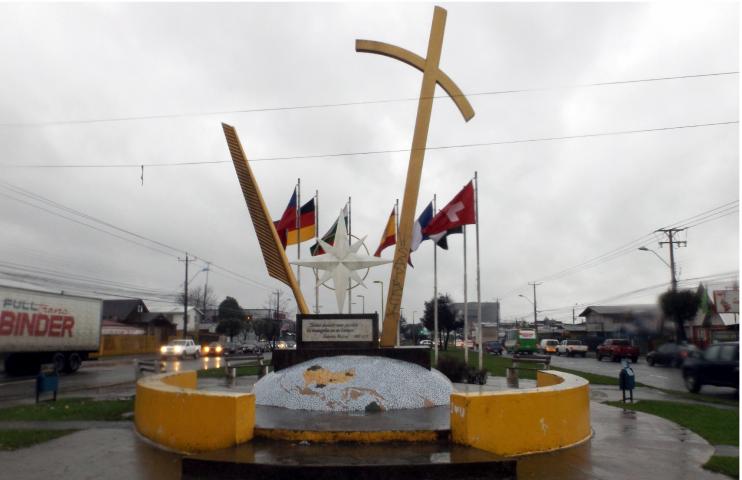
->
[0,429,78,450]
[0,398,133,422]
[435,348,620,385]
[648,387,739,407]
[604,400,739,446]
[197,365,261,379]
[703,456,739,478]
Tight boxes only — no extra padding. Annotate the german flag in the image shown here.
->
[287,199,316,245]
[374,208,396,257]
[273,190,297,248]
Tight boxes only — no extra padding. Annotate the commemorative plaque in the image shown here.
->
[297,314,378,349]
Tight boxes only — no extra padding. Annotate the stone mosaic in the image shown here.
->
[254,355,453,411]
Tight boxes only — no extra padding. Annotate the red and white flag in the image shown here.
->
[422,181,476,238]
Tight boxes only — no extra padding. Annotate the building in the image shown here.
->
[451,301,500,339]
[579,305,661,353]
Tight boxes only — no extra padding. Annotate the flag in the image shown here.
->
[410,202,433,254]
[430,226,463,250]
[286,199,316,245]
[374,208,396,257]
[422,181,475,237]
[310,205,349,256]
[273,189,297,248]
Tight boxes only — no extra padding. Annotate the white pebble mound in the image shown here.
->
[254,355,453,412]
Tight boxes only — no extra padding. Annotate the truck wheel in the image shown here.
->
[64,353,82,373]
[596,354,602,361]
[631,357,638,364]
[52,353,66,373]
[194,350,200,359]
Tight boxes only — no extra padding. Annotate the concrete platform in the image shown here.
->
[182,438,517,480]
[254,404,450,442]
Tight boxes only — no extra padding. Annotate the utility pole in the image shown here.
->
[202,263,211,325]
[178,253,196,339]
[529,282,542,339]
[656,228,686,292]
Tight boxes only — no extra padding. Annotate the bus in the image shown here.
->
[504,329,537,354]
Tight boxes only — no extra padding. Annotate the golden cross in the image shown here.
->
[356,6,474,347]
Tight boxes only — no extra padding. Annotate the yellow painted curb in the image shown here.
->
[450,370,591,457]
[134,370,255,453]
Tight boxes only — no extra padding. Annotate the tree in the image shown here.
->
[421,294,461,350]
[217,296,245,341]
[658,289,699,343]
[177,285,217,317]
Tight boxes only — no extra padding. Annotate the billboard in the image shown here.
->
[713,290,739,314]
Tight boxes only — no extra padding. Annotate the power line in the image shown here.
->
[1,120,737,169]
[0,71,736,128]
[533,200,739,284]
[0,181,275,292]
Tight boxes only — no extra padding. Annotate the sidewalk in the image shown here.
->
[0,399,730,479]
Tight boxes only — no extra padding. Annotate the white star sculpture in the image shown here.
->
[291,210,391,313]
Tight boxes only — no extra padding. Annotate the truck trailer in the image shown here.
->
[0,285,102,375]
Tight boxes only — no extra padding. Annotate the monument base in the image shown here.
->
[271,346,431,371]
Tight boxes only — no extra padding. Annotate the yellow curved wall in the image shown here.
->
[135,371,255,453]
[450,370,591,456]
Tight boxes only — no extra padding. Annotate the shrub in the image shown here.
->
[436,356,467,382]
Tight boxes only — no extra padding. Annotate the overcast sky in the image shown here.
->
[0,2,738,326]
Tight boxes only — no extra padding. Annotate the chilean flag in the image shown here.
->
[422,181,476,240]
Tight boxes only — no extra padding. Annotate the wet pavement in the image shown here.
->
[0,397,730,479]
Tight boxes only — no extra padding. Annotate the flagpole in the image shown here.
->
[296,178,301,289]
[314,189,319,314]
[463,224,468,364]
[475,172,482,370]
[433,194,439,365]
[348,196,352,314]
[395,198,400,347]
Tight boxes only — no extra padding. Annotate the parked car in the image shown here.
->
[596,339,639,363]
[160,339,200,359]
[538,339,559,355]
[418,339,433,346]
[201,342,224,357]
[221,342,240,355]
[484,341,504,355]
[241,342,262,354]
[682,342,738,393]
[557,340,588,357]
[647,342,699,368]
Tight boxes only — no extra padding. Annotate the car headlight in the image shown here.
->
[174,346,183,353]
[216,346,222,353]
[203,346,210,353]
[160,346,166,353]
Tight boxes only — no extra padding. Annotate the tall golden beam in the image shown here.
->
[356,6,474,347]
[222,123,310,314]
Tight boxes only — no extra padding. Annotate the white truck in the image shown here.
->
[556,339,588,357]
[1,285,102,375]
[160,339,200,359]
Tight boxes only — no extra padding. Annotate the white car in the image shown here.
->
[557,339,588,357]
[160,339,200,359]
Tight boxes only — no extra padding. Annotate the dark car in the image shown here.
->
[201,342,224,357]
[241,341,262,354]
[682,342,738,393]
[221,342,240,355]
[484,341,504,355]
[647,343,699,368]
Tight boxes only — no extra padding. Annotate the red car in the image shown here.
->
[596,339,639,363]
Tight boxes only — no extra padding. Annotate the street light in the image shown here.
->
[413,310,418,345]
[638,246,671,267]
[356,294,365,314]
[373,280,384,340]
[519,293,538,339]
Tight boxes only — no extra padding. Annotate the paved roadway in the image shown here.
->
[542,351,737,398]
[0,354,262,407]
